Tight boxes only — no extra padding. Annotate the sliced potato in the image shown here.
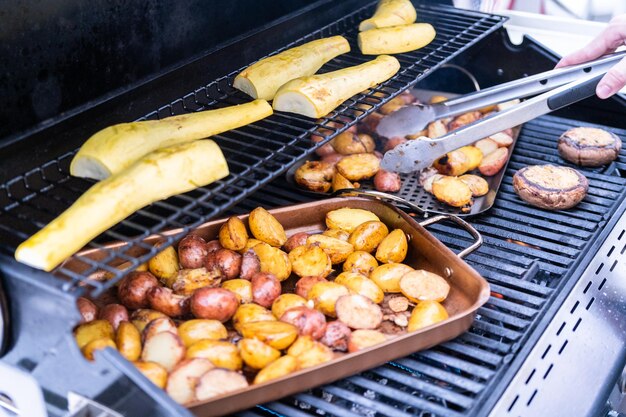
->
[474,138,499,156]
[279,307,327,340]
[75,319,115,350]
[253,355,298,385]
[232,304,276,333]
[489,132,514,147]
[325,207,380,233]
[348,221,389,253]
[399,270,450,303]
[253,243,292,281]
[348,329,387,352]
[407,300,449,332]
[238,338,281,370]
[343,251,378,276]
[166,358,214,404]
[186,340,242,371]
[288,244,332,278]
[322,228,350,242]
[133,361,168,388]
[294,161,334,193]
[178,319,228,347]
[375,229,408,264]
[332,172,356,193]
[336,294,383,330]
[219,216,249,251]
[271,293,308,319]
[336,153,380,181]
[130,309,167,333]
[238,320,298,350]
[307,234,354,264]
[479,147,508,176]
[81,337,116,361]
[148,244,180,287]
[369,263,413,293]
[222,279,253,303]
[141,316,178,340]
[307,281,350,317]
[432,176,473,207]
[249,207,287,247]
[334,272,384,304]
[287,335,334,369]
[116,321,142,362]
[459,174,489,197]
[195,369,249,401]
[141,331,186,372]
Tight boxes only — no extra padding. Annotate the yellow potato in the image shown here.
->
[334,272,384,304]
[178,319,228,347]
[348,221,389,253]
[133,361,168,388]
[141,331,186,372]
[238,338,281,370]
[221,279,253,303]
[288,244,332,278]
[238,238,263,254]
[369,263,414,293]
[336,153,380,181]
[325,208,380,233]
[253,355,298,385]
[186,340,242,371]
[81,337,117,361]
[238,320,298,350]
[219,216,249,251]
[271,293,308,319]
[307,234,354,264]
[287,335,333,369]
[399,270,450,303]
[249,207,287,247]
[148,244,180,287]
[130,309,167,333]
[332,172,356,193]
[348,329,387,352]
[307,281,349,317]
[142,317,178,342]
[322,228,350,241]
[253,243,292,281]
[375,229,408,264]
[232,304,276,333]
[459,174,489,197]
[171,267,221,296]
[431,176,473,208]
[331,131,376,155]
[407,300,449,332]
[75,319,115,350]
[343,251,378,276]
[116,321,142,361]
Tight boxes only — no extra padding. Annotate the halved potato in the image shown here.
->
[375,229,408,264]
[407,300,449,332]
[253,243,292,281]
[166,358,214,404]
[431,176,473,207]
[307,234,354,264]
[287,335,334,369]
[75,320,115,350]
[348,329,387,352]
[307,281,350,317]
[459,174,489,197]
[81,337,117,361]
[195,369,249,401]
[186,339,242,371]
[249,207,287,247]
[133,361,168,388]
[271,293,308,319]
[238,320,298,350]
[141,331,186,372]
[178,319,228,347]
[399,270,450,303]
[232,303,276,333]
[288,244,332,278]
[116,321,142,361]
[343,251,378,276]
[336,153,380,181]
[335,294,383,330]
[253,355,298,385]
[238,338,281,370]
[325,208,380,232]
[219,216,249,251]
[369,263,413,293]
[348,221,389,253]
[334,272,384,304]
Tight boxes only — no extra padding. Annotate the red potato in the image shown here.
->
[373,169,401,192]
[98,303,129,330]
[141,331,186,372]
[251,272,282,308]
[279,307,327,340]
[166,358,215,405]
[335,294,383,330]
[383,136,407,153]
[118,271,160,309]
[283,232,310,253]
[479,147,508,176]
[177,234,209,269]
[77,297,98,323]
[194,369,249,401]
[348,329,387,352]
[205,240,223,254]
[399,270,450,303]
[320,153,345,166]
[489,132,514,147]
[205,248,242,280]
[148,287,191,318]
[315,142,336,157]
[142,316,178,342]
[474,138,499,157]
[239,249,261,280]
[320,321,352,351]
[294,276,328,299]
[190,287,239,322]
[360,112,384,135]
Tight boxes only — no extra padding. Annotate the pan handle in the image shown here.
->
[419,214,483,259]
[332,189,427,217]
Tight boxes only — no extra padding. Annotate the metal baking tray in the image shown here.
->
[65,196,489,416]
[286,89,521,217]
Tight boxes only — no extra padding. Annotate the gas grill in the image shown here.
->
[1,1,625,416]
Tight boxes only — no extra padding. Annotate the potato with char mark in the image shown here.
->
[331,131,376,155]
[171,267,221,296]
[177,234,208,269]
[432,176,472,207]
[459,174,489,197]
[190,287,239,322]
[249,207,287,247]
[294,161,334,193]
[218,216,248,251]
[253,243,292,281]
[336,153,380,181]
[306,234,354,264]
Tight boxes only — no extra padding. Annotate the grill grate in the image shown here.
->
[0,2,505,296]
[230,114,626,417]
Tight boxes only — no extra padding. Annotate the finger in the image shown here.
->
[596,56,626,99]
[556,22,626,68]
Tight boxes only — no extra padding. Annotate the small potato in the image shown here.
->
[325,208,380,233]
[321,152,345,166]
[271,294,308,319]
[489,132,514,147]
[432,176,473,207]
[130,309,167,333]
[178,319,228,347]
[448,111,481,131]
[399,270,450,303]
[240,249,261,280]
[148,244,180,287]
[359,112,384,135]
[172,268,221,296]
[322,229,350,241]
[287,335,333,369]
[375,229,408,264]
[81,337,116,361]
[348,221,389,253]
[190,287,239,322]
[205,249,242,281]
[307,281,349,317]
[370,263,414,293]
[142,317,178,342]
[332,172,356,192]
[218,216,249,251]
[433,146,483,176]
[99,303,129,330]
[348,329,387,352]
[232,304,276,333]
[474,138,499,156]
[294,161,334,193]
[407,300,449,332]
[206,239,223,253]
[294,275,328,299]
[279,306,326,340]
[283,232,309,253]
[307,234,354,264]
[383,136,407,153]
[334,272,384,304]
[253,243,292,281]
[177,234,209,269]
[116,321,142,361]
[320,321,352,352]
[134,361,168,388]
[195,369,249,401]
[459,174,489,197]
[331,131,376,155]
[251,272,282,308]
[117,271,160,310]
[427,120,448,139]
[186,340,242,371]
[75,319,115,350]
[141,331,186,372]
[253,355,298,384]
[148,287,190,317]
[249,207,287,247]
[238,320,298,350]
[166,358,214,404]
[77,297,98,323]
[335,294,383,330]
[238,338,281,370]
[479,147,508,176]
[373,170,401,192]
[222,279,253,303]
[336,153,380,181]
[289,245,332,278]
[238,238,263,254]
[343,251,378,276]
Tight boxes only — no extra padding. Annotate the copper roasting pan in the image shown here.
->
[66,197,490,416]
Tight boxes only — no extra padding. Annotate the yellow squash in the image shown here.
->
[359,0,417,31]
[358,23,436,55]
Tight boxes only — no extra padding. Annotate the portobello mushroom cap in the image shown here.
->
[557,127,622,167]
[513,165,588,210]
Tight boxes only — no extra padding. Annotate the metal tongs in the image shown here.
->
[379,51,626,173]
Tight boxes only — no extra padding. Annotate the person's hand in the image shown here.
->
[556,14,626,99]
